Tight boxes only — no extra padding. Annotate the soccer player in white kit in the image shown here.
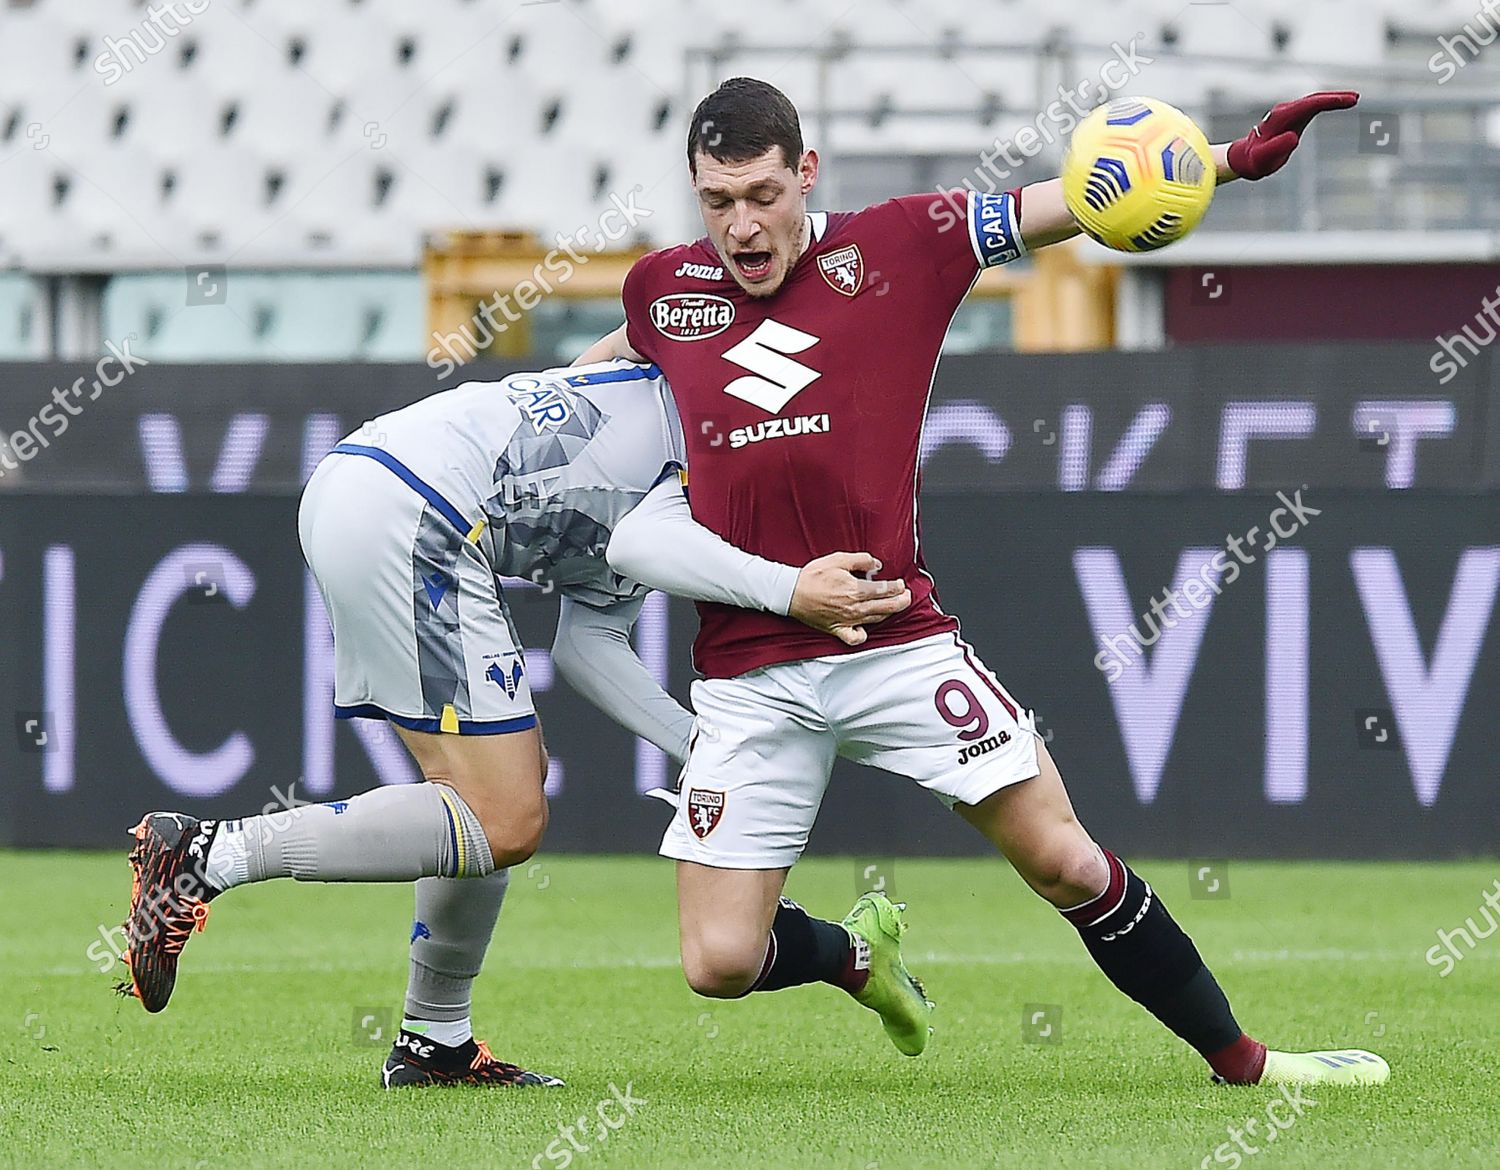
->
[118,359,908,1087]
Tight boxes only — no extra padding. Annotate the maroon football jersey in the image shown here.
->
[622,189,1025,678]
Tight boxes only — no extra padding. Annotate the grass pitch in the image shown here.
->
[1,853,1495,1169]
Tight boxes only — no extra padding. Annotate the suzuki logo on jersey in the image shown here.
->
[817,244,865,296]
[650,293,735,340]
[674,261,725,280]
[686,789,725,838]
[721,319,822,413]
[728,413,831,449]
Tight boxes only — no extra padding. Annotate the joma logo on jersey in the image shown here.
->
[728,413,831,449]
[674,261,724,280]
[957,729,1010,766]
[650,293,735,340]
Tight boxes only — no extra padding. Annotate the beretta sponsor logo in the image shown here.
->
[650,293,735,340]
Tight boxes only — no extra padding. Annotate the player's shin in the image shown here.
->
[202,783,495,890]
[744,897,865,995]
[402,869,510,1047]
[1061,849,1266,1084]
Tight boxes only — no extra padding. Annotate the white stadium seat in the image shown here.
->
[0,0,1486,357]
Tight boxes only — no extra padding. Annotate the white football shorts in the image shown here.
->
[660,631,1040,868]
[298,447,536,735]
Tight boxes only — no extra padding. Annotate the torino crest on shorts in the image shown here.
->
[687,789,725,839]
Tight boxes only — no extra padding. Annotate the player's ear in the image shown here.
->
[798,148,819,195]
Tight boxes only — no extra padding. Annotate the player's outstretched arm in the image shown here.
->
[606,475,910,644]
[571,322,645,366]
[1015,91,1359,251]
[552,594,695,762]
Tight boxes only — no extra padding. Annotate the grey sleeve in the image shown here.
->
[551,593,694,764]
[606,475,800,613]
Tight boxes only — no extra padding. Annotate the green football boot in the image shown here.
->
[841,892,934,1057]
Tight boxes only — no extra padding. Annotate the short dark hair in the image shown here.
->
[687,77,804,176]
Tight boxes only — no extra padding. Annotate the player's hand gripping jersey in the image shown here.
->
[622,190,1025,678]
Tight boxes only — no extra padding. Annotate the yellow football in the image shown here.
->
[1061,97,1217,252]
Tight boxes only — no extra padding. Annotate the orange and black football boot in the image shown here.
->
[116,812,222,1013]
[381,1030,563,1089]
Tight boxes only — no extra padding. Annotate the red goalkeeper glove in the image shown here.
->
[1226,91,1359,180]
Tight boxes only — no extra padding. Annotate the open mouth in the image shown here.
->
[732,251,773,281]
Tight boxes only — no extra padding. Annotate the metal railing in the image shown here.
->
[685,30,1500,236]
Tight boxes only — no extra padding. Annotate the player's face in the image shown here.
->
[692,147,818,298]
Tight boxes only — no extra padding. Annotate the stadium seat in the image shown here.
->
[0,0,1487,335]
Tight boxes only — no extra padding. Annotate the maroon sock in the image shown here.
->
[1207,1032,1268,1084]
[1063,850,1250,1070]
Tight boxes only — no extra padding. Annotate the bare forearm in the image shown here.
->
[1016,178,1082,250]
[572,322,643,366]
[1212,142,1238,185]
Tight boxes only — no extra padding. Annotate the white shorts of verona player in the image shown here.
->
[300,453,535,735]
[660,632,1040,869]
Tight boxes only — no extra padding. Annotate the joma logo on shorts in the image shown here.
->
[957,730,1010,766]
[728,413,831,449]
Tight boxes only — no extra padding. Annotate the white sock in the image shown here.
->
[402,1016,473,1047]
[204,821,253,889]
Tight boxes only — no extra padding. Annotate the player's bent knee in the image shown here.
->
[481,798,548,869]
[680,931,765,998]
[1054,840,1109,903]
[1015,831,1109,907]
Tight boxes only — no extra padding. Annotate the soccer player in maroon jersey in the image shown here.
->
[582,78,1387,1085]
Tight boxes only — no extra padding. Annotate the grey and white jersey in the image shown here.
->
[345,360,685,607]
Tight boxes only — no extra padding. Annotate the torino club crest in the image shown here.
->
[686,788,725,838]
[817,244,864,296]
